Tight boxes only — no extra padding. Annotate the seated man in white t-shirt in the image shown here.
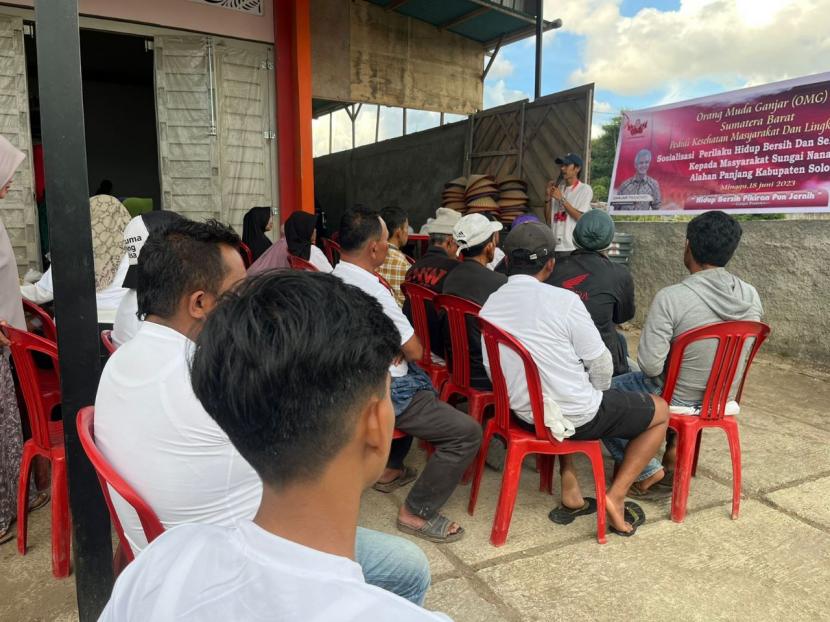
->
[479,222,669,536]
[333,209,481,544]
[99,271,450,622]
[95,218,431,605]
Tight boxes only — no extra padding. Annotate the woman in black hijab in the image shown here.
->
[242,206,273,261]
[284,211,317,260]
[247,211,332,275]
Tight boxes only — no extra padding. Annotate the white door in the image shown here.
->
[0,15,38,276]
[216,41,276,233]
[154,36,221,221]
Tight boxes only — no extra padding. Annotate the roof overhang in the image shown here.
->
[364,0,554,49]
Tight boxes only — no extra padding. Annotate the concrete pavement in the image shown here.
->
[2,335,829,621]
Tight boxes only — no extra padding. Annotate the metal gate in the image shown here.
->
[465,84,594,208]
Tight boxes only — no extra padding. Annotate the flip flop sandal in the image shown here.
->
[548,497,597,525]
[397,513,465,544]
[610,501,647,537]
[29,491,50,512]
[372,466,418,493]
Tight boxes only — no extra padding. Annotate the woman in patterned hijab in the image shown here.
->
[89,194,131,291]
[20,195,131,324]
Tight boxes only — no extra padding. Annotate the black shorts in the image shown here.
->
[570,389,655,441]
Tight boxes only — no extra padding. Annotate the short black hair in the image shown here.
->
[380,206,408,236]
[686,210,742,267]
[460,233,494,259]
[505,247,551,276]
[137,218,240,319]
[190,271,400,489]
[506,257,548,277]
[339,207,382,252]
[428,232,452,246]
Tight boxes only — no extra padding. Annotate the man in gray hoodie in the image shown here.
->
[605,210,763,496]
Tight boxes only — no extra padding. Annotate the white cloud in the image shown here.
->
[485,55,515,80]
[546,0,830,96]
[483,79,529,109]
[591,122,605,139]
[593,100,613,113]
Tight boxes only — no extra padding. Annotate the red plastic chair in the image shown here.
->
[1,324,70,577]
[400,282,448,391]
[407,234,429,258]
[22,299,57,343]
[238,242,254,269]
[76,407,164,573]
[101,330,117,355]
[321,238,341,267]
[663,320,770,523]
[403,253,416,266]
[468,317,607,546]
[287,254,319,272]
[433,294,495,426]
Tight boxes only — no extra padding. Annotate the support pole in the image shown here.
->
[274,0,314,222]
[33,1,113,619]
[534,0,543,100]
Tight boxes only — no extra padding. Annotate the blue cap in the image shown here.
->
[555,153,584,169]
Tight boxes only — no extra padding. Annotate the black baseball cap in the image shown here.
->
[503,222,556,266]
[555,153,584,169]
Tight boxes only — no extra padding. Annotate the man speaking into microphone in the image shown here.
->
[545,153,593,258]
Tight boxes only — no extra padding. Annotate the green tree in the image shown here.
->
[589,115,621,202]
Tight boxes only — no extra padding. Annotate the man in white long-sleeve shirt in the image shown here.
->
[479,222,668,537]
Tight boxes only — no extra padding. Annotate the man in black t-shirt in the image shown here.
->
[546,209,634,376]
[442,213,507,390]
[404,208,461,358]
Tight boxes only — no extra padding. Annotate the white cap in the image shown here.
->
[123,215,150,267]
[424,207,462,235]
[453,213,503,253]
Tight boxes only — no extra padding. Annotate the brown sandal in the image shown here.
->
[397,513,465,544]
[372,466,418,493]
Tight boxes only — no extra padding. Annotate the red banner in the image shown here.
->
[609,72,830,215]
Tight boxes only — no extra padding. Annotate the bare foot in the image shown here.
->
[630,467,665,494]
[560,490,586,510]
[397,504,462,536]
[605,493,633,534]
[662,445,677,472]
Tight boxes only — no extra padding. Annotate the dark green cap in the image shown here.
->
[574,209,615,251]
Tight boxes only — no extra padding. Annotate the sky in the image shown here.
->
[314,0,830,155]
[488,0,830,139]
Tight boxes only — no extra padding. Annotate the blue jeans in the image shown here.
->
[356,527,431,605]
[390,363,436,416]
[604,372,700,483]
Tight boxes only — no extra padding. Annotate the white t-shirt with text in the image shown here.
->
[551,180,593,252]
